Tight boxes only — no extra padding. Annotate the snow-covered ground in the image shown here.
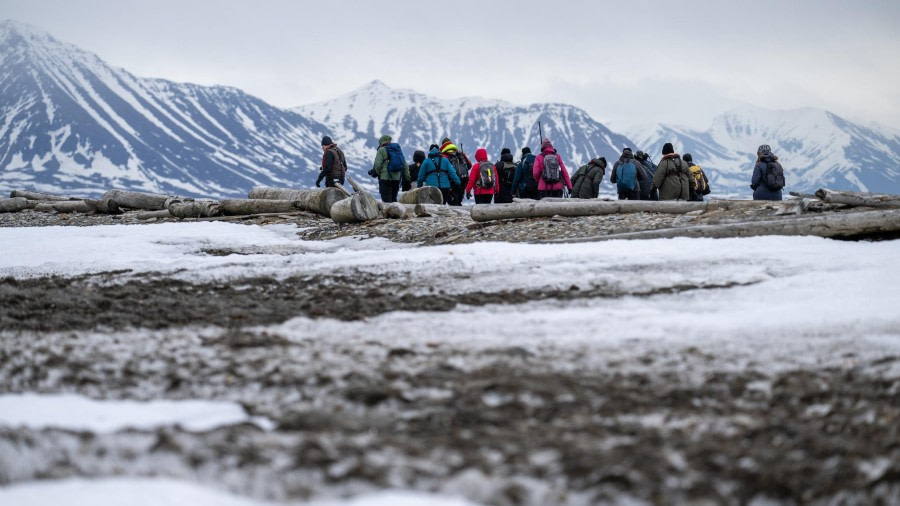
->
[1,222,898,505]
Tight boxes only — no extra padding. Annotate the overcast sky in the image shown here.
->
[6,0,900,130]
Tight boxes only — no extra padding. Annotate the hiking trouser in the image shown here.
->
[521,187,541,200]
[617,190,640,200]
[474,194,493,205]
[325,176,345,188]
[451,177,468,207]
[379,179,400,203]
[541,190,563,198]
[639,181,653,200]
[439,188,454,206]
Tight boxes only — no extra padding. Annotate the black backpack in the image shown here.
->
[501,161,517,185]
[765,162,785,191]
[475,161,496,188]
[447,152,469,180]
[521,154,538,192]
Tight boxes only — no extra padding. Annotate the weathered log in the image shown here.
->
[333,183,353,198]
[346,177,365,195]
[815,189,900,208]
[471,199,771,222]
[414,204,471,218]
[540,209,900,243]
[9,190,80,201]
[220,199,299,216]
[85,198,122,214]
[168,200,221,218]
[247,187,346,216]
[135,210,175,220]
[0,197,29,213]
[383,202,413,219]
[398,186,443,205]
[33,201,93,213]
[101,189,181,210]
[330,191,379,224]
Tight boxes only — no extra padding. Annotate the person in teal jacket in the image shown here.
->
[417,145,461,205]
[371,134,411,203]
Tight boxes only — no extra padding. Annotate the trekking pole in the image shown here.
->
[538,121,543,146]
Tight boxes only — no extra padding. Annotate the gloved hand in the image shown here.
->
[315,180,321,187]
[466,192,472,200]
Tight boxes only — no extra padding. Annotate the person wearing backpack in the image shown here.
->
[440,138,473,207]
[751,144,785,201]
[512,147,540,200]
[610,148,645,200]
[635,151,659,200]
[532,139,572,198]
[418,144,461,205]
[371,134,411,203]
[315,135,347,188]
[683,153,711,201]
[570,157,606,199]
[650,142,694,201]
[464,148,499,204]
[402,150,426,192]
[493,148,517,204]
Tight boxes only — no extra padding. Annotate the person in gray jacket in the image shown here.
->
[651,143,694,200]
[751,144,785,201]
[570,157,606,199]
[635,150,657,200]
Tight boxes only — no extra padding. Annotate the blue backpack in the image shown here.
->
[617,161,638,192]
[384,143,407,173]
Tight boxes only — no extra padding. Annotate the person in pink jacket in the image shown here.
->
[464,147,499,204]
[532,138,572,198]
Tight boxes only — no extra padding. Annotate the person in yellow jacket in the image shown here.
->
[683,153,710,201]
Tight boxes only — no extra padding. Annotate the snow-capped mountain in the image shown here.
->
[295,80,633,169]
[0,20,333,198]
[628,106,900,195]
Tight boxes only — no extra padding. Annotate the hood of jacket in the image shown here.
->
[541,144,555,155]
[661,153,680,161]
[378,135,392,146]
[428,146,442,156]
[591,157,607,169]
[474,148,488,163]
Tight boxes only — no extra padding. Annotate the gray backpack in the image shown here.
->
[475,161,496,188]
[542,153,561,184]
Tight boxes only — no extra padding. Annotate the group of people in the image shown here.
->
[315,134,786,204]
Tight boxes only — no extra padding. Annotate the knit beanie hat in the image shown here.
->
[757,144,772,157]
[622,147,633,155]
[541,138,552,149]
[501,148,511,156]
[683,153,693,163]
[441,137,452,145]
[522,147,532,155]
[413,150,426,163]
[321,136,333,146]
[662,142,675,155]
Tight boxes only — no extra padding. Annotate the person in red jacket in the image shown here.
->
[464,147,499,204]
[532,138,572,198]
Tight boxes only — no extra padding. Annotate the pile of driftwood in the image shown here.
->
[0,179,463,224]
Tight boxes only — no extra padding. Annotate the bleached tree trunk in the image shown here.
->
[398,186,443,205]
[330,191,379,224]
[247,187,346,216]
[220,199,299,216]
[101,189,181,210]
[539,209,900,243]
[383,202,413,219]
[167,200,222,218]
[135,210,174,220]
[815,189,900,208]
[471,199,770,222]
[414,204,471,217]
[33,201,93,213]
[0,197,29,213]
[9,190,80,201]
[85,198,122,214]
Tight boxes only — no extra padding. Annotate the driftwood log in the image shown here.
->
[9,190,80,201]
[330,191,379,224]
[382,202,414,219]
[471,199,772,222]
[247,187,346,216]
[540,209,900,243]
[85,197,122,214]
[135,210,175,220]
[814,189,900,208]
[33,201,93,213]
[414,204,471,217]
[168,200,221,218]
[398,186,443,205]
[102,189,181,210]
[220,199,300,216]
[0,197,29,213]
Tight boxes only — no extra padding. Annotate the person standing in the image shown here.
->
[315,136,347,188]
[635,151,658,200]
[570,157,606,199]
[532,138,572,198]
[610,147,644,200]
[371,134,411,203]
[465,148,499,204]
[512,147,540,200]
[683,153,710,201]
[417,144,461,205]
[751,144,785,201]
[651,143,694,201]
[494,148,517,204]
[403,150,426,192]
[440,138,473,207]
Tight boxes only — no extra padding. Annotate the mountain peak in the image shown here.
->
[0,19,54,44]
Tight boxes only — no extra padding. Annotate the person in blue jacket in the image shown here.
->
[418,144,462,205]
[750,144,785,201]
[511,147,539,200]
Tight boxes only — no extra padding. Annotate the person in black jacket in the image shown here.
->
[494,148,516,203]
[403,150,426,192]
[315,136,347,188]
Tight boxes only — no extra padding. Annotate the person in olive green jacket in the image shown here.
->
[570,157,606,199]
[651,142,694,201]
[371,134,411,203]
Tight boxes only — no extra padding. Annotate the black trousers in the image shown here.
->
[451,177,468,207]
[540,189,563,198]
[325,176,345,188]
[379,179,400,203]
[474,194,493,204]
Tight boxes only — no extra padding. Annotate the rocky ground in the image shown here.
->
[1,205,898,505]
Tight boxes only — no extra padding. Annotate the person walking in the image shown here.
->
[751,144,785,201]
[532,138,572,198]
[402,150,426,192]
[635,151,658,200]
[512,147,540,200]
[440,138,473,207]
[570,157,606,199]
[315,136,347,188]
[651,143,694,201]
[494,148,517,204]
[465,148,500,204]
[417,144,461,205]
[371,135,411,203]
[610,147,644,200]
